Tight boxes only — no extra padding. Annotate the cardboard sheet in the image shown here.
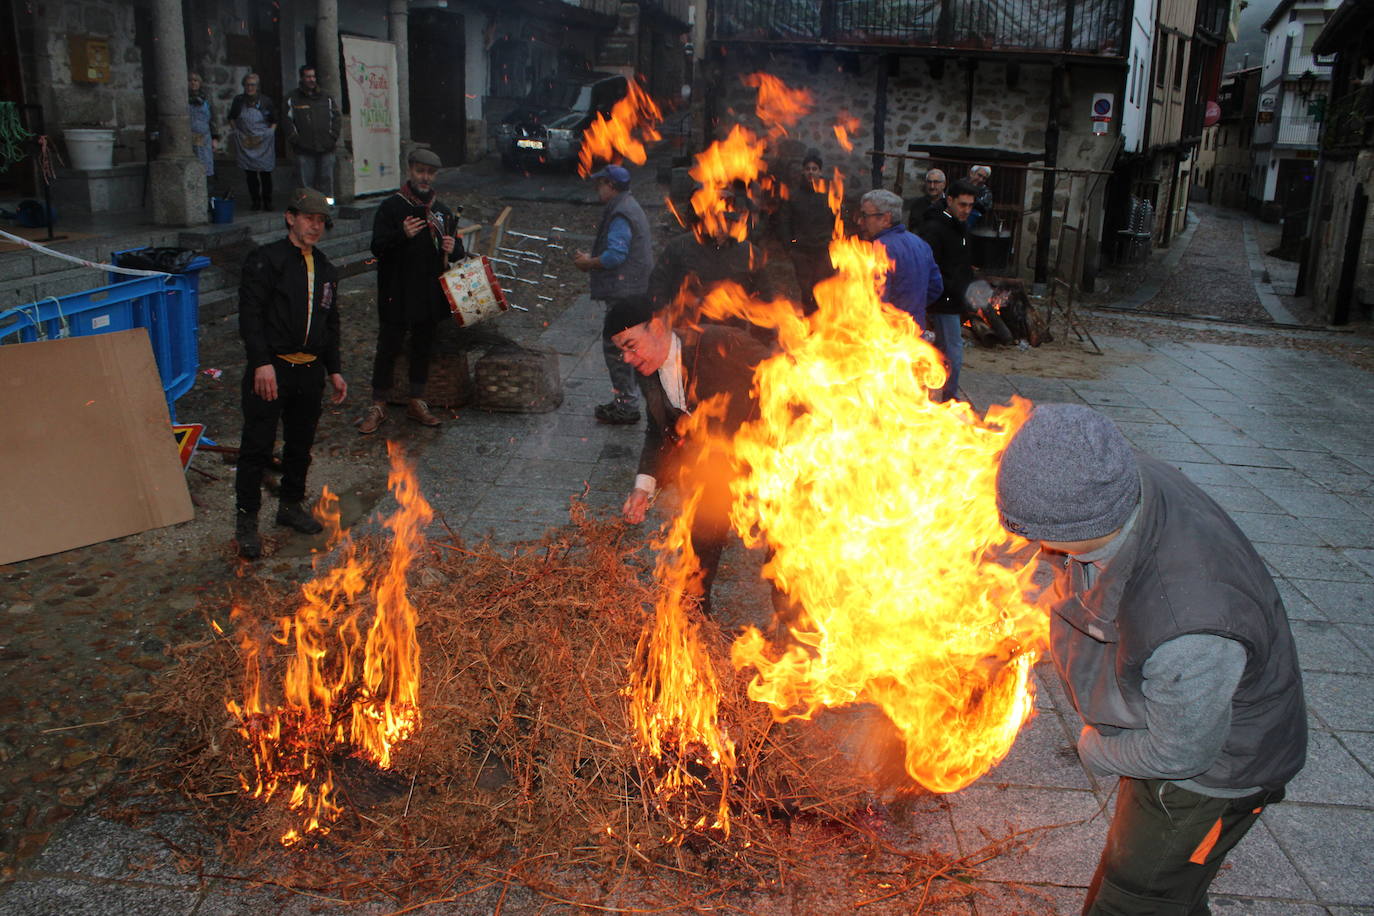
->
[0,329,193,565]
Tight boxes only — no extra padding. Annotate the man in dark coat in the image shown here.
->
[906,167,946,228]
[996,404,1306,915]
[234,188,348,559]
[573,164,654,425]
[648,208,775,334]
[611,299,772,613]
[778,149,836,316]
[357,148,462,433]
[285,65,340,198]
[916,178,977,402]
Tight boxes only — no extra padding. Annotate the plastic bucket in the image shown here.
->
[63,129,116,171]
[210,197,235,224]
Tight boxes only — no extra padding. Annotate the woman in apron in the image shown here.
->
[187,72,216,195]
[228,73,278,211]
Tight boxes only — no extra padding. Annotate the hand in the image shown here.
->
[622,487,652,525]
[441,234,456,254]
[252,364,278,401]
[402,216,425,238]
[572,250,596,272]
[328,373,347,404]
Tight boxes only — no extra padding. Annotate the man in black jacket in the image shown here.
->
[611,298,772,613]
[285,65,341,198]
[916,178,977,402]
[234,188,348,559]
[357,148,461,433]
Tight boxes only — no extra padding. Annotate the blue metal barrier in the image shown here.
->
[0,255,211,421]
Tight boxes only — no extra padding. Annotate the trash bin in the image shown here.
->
[211,197,235,224]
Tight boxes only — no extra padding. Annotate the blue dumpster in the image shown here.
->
[0,253,211,421]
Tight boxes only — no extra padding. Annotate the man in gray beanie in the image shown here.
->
[996,404,1306,915]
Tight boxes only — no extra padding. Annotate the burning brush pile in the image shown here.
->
[114,72,1058,910]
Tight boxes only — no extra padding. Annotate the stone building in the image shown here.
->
[1249,0,1340,226]
[695,0,1140,289]
[1303,0,1374,325]
[0,0,688,225]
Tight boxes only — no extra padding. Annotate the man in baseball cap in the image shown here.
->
[995,403,1306,913]
[574,164,655,425]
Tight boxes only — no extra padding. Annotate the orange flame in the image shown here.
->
[227,443,432,845]
[833,111,861,151]
[629,73,1047,829]
[577,77,664,177]
[742,72,814,137]
[688,125,767,244]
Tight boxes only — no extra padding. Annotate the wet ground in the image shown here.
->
[3,163,1374,913]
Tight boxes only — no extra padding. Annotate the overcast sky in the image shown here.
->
[1226,0,1283,72]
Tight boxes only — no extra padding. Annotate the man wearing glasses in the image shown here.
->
[907,167,947,228]
[857,189,943,330]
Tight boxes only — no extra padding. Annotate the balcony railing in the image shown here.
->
[1276,117,1321,147]
[711,0,1128,56]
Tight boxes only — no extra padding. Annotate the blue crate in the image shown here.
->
[0,255,210,420]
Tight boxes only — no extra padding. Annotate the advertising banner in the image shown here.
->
[341,36,400,196]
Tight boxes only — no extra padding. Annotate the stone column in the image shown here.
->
[389,0,411,152]
[314,0,354,203]
[149,0,206,225]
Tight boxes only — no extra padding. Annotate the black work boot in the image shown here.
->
[235,510,262,560]
[276,500,324,534]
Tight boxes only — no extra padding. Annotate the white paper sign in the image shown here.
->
[341,36,401,196]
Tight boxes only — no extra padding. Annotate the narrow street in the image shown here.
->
[2,163,1373,913]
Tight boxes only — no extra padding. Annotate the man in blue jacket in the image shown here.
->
[996,404,1306,915]
[857,189,942,328]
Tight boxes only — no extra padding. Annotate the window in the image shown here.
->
[1156,32,1167,88]
[1174,35,1186,90]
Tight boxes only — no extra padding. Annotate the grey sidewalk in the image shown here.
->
[4,296,1374,914]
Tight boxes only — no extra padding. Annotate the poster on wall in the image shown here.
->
[341,35,400,196]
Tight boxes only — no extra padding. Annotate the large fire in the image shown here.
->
[627,73,1048,824]
[577,76,664,177]
[226,444,431,845]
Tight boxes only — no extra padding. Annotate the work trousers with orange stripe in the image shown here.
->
[1083,777,1284,916]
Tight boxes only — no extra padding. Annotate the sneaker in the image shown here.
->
[276,501,324,534]
[407,398,442,427]
[234,511,262,560]
[595,400,640,425]
[357,403,387,434]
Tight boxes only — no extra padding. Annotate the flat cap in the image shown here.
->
[408,147,442,168]
[288,187,330,216]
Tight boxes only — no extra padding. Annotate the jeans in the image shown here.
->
[600,300,639,405]
[929,311,964,402]
[1083,778,1283,916]
[296,151,336,198]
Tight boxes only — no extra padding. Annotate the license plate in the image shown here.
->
[516,139,545,150]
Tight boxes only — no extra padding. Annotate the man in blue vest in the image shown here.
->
[574,164,654,425]
[995,404,1306,915]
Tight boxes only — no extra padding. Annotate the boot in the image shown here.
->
[276,500,323,534]
[407,398,441,427]
[235,510,262,560]
[595,399,640,425]
[357,402,387,434]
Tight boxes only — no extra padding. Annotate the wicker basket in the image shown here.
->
[384,321,477,408]
[474,345,562,413]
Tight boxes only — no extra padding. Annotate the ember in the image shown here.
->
[226,443,431,845]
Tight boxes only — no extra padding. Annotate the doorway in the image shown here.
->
[409,9,466,165]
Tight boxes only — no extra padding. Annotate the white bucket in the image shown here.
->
[63,128,116,171]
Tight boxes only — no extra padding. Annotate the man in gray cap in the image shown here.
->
[995,403,1306,915]
[574,164,654,425]
[357,147,462,433]
[234,188,347,559]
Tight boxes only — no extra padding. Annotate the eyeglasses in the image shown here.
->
[858,209,883,220]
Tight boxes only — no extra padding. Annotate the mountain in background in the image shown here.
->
[1226,0,1281,72]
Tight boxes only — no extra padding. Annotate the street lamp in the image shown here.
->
[1297,69,1317,99]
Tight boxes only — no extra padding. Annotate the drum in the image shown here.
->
[440,256,510,327]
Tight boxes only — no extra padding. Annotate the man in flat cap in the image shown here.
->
[234,188,347,559]
[574,164,655,426]
[995,403,1306,914]
[610,297,773,614]
[357,147,462,433]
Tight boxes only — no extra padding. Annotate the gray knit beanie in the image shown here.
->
[996,404,1140,542]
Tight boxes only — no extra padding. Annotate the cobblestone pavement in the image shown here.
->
[3,167,1374,914]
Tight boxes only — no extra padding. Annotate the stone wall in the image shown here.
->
[704,50,1124,284]
[1309,152,1374,323]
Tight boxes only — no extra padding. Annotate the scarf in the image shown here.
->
[397,182,447,249]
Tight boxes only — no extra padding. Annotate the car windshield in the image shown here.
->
[526,80,597,112]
